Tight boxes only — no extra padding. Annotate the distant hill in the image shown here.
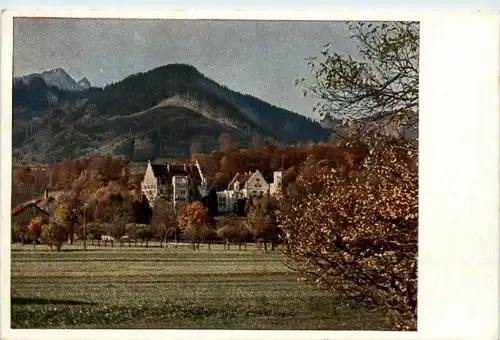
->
[13,64,331,164]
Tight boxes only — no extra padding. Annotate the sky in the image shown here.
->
[13,18,360,118]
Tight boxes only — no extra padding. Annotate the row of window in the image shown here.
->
[252,190,265,197]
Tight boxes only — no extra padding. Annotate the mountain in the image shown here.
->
[15,68,91,92]
[76,77,91,90]
[12,64,331,164]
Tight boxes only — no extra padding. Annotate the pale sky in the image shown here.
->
[13,18,359,118]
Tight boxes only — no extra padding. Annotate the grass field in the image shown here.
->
[11,243,390,330]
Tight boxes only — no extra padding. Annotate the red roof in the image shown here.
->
[11,191,60,215]
[11,202,50,216]
[11,201,34,215]
[35,197,55,209]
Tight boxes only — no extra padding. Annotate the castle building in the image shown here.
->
[141,160,208,210]
[141,159,282,214]
[216,170,283,214]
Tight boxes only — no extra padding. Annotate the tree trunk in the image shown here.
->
[239,243,242,251]
[68,228,74,245]
[159,239,163,248]
[271,241,275,251]
[208,241,211,250]
[92,239,94,246]
[135,239,137,247]
[33,239,36,250]
[128,239,131,247]
[245,243,247,251]
[104,240,107,247]
[145,239,149,248]
[264,241,267,252]
[97,239,100,247]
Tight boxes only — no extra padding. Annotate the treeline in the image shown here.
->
[11,155,141,207]
[190,135,368,191]
[11,138,367,207]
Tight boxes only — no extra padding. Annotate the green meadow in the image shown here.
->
[11,243,390,330]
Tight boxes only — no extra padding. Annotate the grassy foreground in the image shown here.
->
[11,243,390,330]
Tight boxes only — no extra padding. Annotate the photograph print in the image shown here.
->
[9,16,419,331]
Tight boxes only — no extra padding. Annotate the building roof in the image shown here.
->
[11,190,62,216]
[151,164,169,182]
[11,202,50,217]
[228,172,252,190]
[149,162,203,183]
[35,196,55,209]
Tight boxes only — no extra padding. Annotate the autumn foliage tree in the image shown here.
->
[44,203,70,251]
[177,202,212,250]
[151,197,178,247]
[280,21,419,330]
[246,196,280,251]
[92,182,134,244]
[278,142,417,329]
[27,216,46,248]
[12,222,27,243]
[216,216,252,250]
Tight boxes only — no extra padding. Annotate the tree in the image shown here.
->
[216,216,252,250]
[50,198,72,245]
[12,222,27,244]
[277,143,417,329]
[41,221,67,251]
[297,21,419,143]
[282,22,419,330]
[246,196,280,251]
[133,194,153,224]
[92,187,134,245]
[137,224,154,248]
[27,216,46,249]
[151,197,178,247]
[205,188,219,219]
[177,202,212,250]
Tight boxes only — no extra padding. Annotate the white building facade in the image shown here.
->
[141,160,208,209]
[216,170,282,214]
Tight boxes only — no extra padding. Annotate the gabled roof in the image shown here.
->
[151,164,169,182]
[149,162,203,182]
[228,172,252,190]
[35,196,55,209]
[12,202,50,217]
[168,164,191,176]
[11,190,63,216]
